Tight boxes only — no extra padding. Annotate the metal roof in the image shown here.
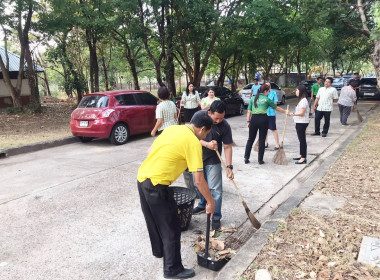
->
[0,46,44,73]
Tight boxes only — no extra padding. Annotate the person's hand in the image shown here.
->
[247,122,250,128]
[206,200,215,220]
[226,168,234,180]
[151,130,156,137]
[313,105,317,111]
[206,140,218,151]
[287,112,292,117]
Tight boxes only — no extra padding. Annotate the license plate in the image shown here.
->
[364,92,375,96]
[79,121,88,127]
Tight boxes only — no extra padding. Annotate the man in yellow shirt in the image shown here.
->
[137,110,215,279]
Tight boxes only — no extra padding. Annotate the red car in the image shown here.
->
[70,90,158,145]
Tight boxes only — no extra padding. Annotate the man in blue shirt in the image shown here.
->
[265,82,280,150]
[250,78,261,99]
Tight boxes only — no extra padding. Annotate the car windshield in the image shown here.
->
[361,78,377,85]
[78,95,109,108]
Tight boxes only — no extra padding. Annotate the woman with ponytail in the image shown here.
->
[290,84,310,164]
[244,83,289,165]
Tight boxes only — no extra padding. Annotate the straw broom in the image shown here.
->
[273,105,289,165]
[215,150,261,229]
[353,104,363,123]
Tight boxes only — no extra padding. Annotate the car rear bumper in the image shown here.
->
[70,119,113,138]
[359,89,380,98]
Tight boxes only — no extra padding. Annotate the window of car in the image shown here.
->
[135,92,158,105]
[78,95,109,108]
[270,83,279,90]
[243,84,253,89]
[115,94,138,106]
[360,78,377,85]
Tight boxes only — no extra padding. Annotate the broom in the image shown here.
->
[253,140,259,152]
[273,105,289,165]
[353,104,363,123]
[215,150,261,229]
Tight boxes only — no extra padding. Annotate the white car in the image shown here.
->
[238,82,286,106]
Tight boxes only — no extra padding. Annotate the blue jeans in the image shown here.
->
[196,164,223,221]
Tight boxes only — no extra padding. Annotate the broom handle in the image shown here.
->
[215,150,245,203]
[280,105,290,144]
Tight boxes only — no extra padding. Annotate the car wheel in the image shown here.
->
[110,123,129,145]
[77,136,93,143]
[281,95,286,105]
[238,103,245,115]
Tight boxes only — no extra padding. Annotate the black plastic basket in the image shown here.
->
[171,186,197,231]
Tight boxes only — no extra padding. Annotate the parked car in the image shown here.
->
[70,91,158,145]
[358,78,380,100]
[303,79,317,96]
[365,73,376,78]
[238,82,286,106]
[175,86,244,122]
[343,74,354,86]
[332,78,344,91]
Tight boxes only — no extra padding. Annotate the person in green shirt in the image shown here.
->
[310,77,324,117]
[244,84,289,165]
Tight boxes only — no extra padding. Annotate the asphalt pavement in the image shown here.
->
[0,98,378,280]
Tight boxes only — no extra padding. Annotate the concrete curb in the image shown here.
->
[215,106,378,280]
[0,136,78,158]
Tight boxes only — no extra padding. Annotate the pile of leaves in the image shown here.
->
[241,111,380,280]
[193,226,237,261]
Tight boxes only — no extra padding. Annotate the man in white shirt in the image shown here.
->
[312,77,338,137]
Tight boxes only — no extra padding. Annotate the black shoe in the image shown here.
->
[311,133,320,136]
[322,133,327,137]
[164,268,195,279]
[212,220,221,230]
[295,159,307,164]
[154,254,163,258]
[244,158,250,164]
[192,206,205,215]
[273,147,280,151]
[258,160,265,165]
[293,157,301,160]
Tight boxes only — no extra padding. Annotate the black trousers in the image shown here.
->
[137,179,184,276]
[338,104,352,125]
[296,123,308,158]
[314,110,331,135]
[244,114,268,162]
[184,107,198,122]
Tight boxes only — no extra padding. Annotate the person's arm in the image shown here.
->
[246,110,252,127]
[180,92,185,105]
[193,171,216,218]
[224,144,234,179]
[151,119,163,136]
[313,97,320,110]
[293,108,306,117]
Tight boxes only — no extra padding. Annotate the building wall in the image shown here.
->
[0,79,31,108]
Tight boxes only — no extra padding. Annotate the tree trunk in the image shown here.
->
[296,48,302,84]
[126,56,140,90]
[216,57,228,86]
[24,43,41,111]
[371,39,380,91]
[244,64,248,84]
[86,31,99,93]
[101,55,109,91]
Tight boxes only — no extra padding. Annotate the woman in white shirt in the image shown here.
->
[181,82,200,123]
[151,87,177,136]
[201,88,220,110]
[291,84,310,164]
[338,80,358,125]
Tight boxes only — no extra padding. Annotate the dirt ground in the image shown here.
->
[241,111,380,279]
[0,96,75,150]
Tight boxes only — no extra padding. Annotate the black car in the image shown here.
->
[175,86,244,123]
[197,86,245,115]
[358,78,380,100]
[303,79,317,96]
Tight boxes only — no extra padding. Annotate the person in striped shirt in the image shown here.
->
[151,87,178,137]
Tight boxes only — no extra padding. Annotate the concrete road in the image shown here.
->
[0,99,378,280]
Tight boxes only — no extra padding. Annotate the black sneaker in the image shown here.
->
[310,133,320,136]
[192,206,205,215]
[244,158,250,164]
[212,220,221,230]
[164,268,195,279]
[322,133,327,137]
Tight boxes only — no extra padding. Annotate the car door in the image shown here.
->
[135,92,158,132]
[114,94,145,135]
[221,87,240,114]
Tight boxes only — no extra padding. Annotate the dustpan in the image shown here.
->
[197,214,227,271]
